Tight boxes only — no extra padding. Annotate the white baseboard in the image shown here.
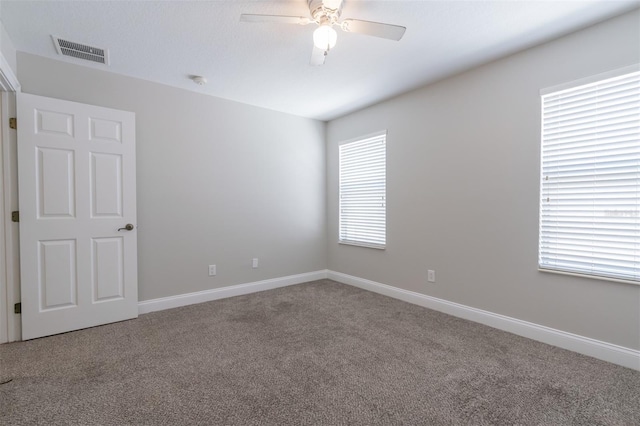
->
[137,268,639,371]
[138,270,329,315]
[327,271,640,371]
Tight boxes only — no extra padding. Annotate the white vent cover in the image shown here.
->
[52,36,109,65]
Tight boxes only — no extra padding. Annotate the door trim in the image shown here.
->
[0,51,20,343]
[0,52,20,92]
[0,91,6,344]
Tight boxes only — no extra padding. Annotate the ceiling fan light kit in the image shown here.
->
[313,25,337,50]
[240,0,406,66]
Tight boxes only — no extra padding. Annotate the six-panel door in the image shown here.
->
[17,93,137,340]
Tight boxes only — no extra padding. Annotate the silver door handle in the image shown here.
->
[118,224,134,231]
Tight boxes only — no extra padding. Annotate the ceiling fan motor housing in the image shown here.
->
[309,0,343,24]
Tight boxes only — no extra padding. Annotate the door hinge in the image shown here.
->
[11,211,19,222]
[9,117,16,130]
[14,303,21,314]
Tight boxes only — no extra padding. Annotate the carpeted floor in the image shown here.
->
[1,279,639,425]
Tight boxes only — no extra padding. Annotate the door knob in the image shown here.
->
[118,224,134,231]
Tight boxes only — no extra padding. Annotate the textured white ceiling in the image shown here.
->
[1,0,639,121]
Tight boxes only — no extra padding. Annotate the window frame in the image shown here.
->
[338,130,387,250]
[538,65,640,285]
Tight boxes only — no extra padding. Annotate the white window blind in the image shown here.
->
[339,132,386,249]
[539,70,640,283]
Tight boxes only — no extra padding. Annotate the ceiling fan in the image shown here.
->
[240,0,406,66]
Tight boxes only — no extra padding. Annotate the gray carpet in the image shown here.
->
[1,279,639,425]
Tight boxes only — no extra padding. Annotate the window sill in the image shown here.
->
[339,240,386,250]
[538,267,640,286]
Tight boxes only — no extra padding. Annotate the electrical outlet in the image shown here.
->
[252,258,259,268]
[208,264,216,276]
[427,269,436,283]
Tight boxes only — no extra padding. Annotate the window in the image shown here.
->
[539,69,640,283]
[339,132,386,249]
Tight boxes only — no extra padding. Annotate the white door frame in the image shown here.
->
[0,51,21,343]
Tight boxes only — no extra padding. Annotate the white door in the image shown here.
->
[17,93,137,340]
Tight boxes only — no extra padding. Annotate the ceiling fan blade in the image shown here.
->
[310,46,326,66]
[341,19,406,41]
[240,14,311,25]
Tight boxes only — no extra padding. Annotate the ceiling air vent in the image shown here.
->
[52,36,109,65]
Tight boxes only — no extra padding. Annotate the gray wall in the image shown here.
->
[14,9,640,351]
[18,53,327,301]
[327,10,640,350]
[1,20,17,75]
